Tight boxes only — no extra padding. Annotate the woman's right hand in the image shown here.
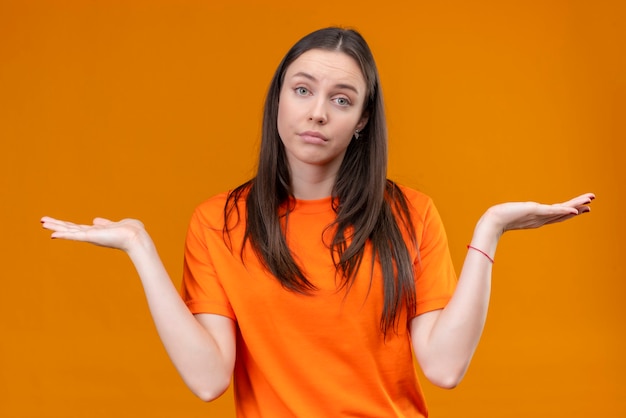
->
[41,216,148,253]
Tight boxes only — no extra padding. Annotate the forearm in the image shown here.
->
[126,233,233,401]
[413,213,500,387]
[413,193,593,388]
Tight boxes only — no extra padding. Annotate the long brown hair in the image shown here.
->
[225,27,416,334]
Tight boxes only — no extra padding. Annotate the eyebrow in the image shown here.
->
[291,71,360,95]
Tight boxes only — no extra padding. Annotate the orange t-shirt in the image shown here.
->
[181,186,457,417]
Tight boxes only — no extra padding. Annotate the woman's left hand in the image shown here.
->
[481,192,595,236]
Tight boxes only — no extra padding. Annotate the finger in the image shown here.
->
[41,216,70,227]
[542,205,592,225]
[550,202,591,216]
[543,204,579,216]
[50,230,90,241]
[559,193,595,207]
[41,218,79,231]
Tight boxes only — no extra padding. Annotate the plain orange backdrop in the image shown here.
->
[1,0,624,417]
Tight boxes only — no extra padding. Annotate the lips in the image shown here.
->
[298,131,328,142]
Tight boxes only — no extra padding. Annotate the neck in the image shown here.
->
[288,161,339,200]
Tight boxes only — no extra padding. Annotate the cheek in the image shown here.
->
[276,101,288,141]
[339,117,359,139]
[276,92,298,139]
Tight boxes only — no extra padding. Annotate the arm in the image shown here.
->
[40,216,235,401]
[409,193,594,389]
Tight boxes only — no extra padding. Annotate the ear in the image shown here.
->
[356,111,369,131]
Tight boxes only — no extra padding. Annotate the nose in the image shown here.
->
[308,97,327,125]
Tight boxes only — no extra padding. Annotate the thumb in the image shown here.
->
[93,217,113,226]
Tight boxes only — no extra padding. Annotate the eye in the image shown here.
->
[295,87,309,96]
[334,97,351,106]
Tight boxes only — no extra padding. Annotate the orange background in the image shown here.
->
[1,1,624,417]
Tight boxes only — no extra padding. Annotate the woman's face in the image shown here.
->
[277,49,368,177]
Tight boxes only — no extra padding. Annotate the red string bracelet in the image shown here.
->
[467,245,495,264]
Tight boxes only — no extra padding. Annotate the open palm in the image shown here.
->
[486,192,595,234]
[41,216,146,252]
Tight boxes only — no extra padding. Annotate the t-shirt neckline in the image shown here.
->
[291,196,335,214]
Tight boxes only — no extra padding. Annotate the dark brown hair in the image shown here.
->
[225,27,416,334]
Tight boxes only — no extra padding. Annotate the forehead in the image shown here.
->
[284,49,366,91]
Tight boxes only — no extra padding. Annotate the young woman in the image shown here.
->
[41,27,594,417]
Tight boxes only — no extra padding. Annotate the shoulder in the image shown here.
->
[188,192,231,230]
[191,184,251,230]
[390,183,435,217]
[390,184,452,256]
[395,184,434,208]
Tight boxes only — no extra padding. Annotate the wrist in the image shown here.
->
[470,210,504,260]
[476,208,506,240]
[125,227,156,258]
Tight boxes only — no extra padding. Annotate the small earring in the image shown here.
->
[354,130,360,140]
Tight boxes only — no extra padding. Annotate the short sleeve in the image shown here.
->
[412,196,457,316]
[180,204,236,320]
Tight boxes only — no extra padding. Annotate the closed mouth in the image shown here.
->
[299,131,328,141]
